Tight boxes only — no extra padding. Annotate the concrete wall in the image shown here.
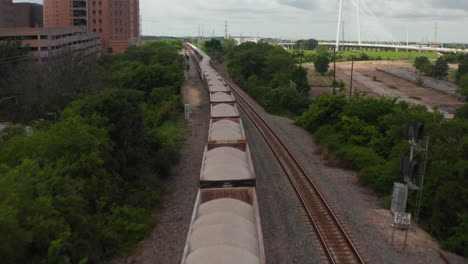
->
[13,3,43,28]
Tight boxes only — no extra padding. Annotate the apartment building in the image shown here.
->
[14,3,43,28]
[43,0,140,54]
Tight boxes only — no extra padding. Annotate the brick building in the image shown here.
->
[43,0,141,54]
[14,3,43,28]
[0,0,14,28]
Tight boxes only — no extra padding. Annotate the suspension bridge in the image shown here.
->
[281,0,468,54]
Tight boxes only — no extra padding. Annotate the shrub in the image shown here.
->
[414,56,430,71]
[335,145,385,170]
[314,55,330,75]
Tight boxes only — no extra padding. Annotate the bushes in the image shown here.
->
[222,42,310,116]
[297,93,468,256]
[314,55,329,75]
[0,42,185,263]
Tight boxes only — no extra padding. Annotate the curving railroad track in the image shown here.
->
[221,74,365,264]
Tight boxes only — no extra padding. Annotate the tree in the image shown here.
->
[456,56,468,83]
[456,74,468,97]
[204,39,223,58]
[315,45,329,56]
[295,39,318,50]
[432,57,449,79]
[314,55,330,75]
[414,56,430,71]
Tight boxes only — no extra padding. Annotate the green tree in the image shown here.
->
[204,39,223,58]
[456,56,468,83]
[456,74,468,97]
[414,56,430,71]
[295,39,318,50]
[432,57,449,79]
[314,55,330,75]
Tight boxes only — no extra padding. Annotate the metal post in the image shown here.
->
[403,228,409,251]
[349,57,354,98]
[333,49,337,94]
[335,0,344,51]
[414,136,430,225]
[356,0,361,45]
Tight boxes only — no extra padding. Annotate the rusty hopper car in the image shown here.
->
[208,118,246,145]
[180,188,265,264]
[199,144,255,188]
[209,91,236,103]
[210,103,240,119]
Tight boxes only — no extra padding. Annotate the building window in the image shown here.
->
[99,28,102,32]
[107,47,113,53]
[93,10,96,15]
[98,1,102,6]
[99,19,102,24]
[98,10,102,15]
[92,1,96,6]
[73,1,86,8]
[93,28,96,32]
[73,19,87,26]
[93,19,96,24]
[73,10,87,17]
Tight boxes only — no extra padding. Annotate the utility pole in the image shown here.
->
[333,48,337,94]
[350,57,354,98]
[434,22,438,46]
[342,20,345,44]
[225,20,228,39]
[356,0,361,45]
[335,0,343,50]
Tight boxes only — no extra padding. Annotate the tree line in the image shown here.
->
[204,39,310,116]
[0,40,186,263]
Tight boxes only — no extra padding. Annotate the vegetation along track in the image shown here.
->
[222,76,365,263]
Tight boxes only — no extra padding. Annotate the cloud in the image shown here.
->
[277,0,317,10]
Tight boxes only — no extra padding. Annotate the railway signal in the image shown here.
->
[399,121,430,226]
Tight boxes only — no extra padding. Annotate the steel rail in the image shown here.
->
[223,77,365,264]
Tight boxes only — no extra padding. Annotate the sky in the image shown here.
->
[13,0,468,43]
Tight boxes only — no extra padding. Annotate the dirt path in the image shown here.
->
[304,61,464,118]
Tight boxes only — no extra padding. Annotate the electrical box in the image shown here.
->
[391,182,408,214]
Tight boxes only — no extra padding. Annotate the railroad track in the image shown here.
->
[223,77,365,264]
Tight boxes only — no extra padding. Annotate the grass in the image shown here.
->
[294,50,439,60]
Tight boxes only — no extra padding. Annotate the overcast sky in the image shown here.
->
[14,0,468,43]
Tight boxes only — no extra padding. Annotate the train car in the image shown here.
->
[199,144,255,188]
[180,187,266,264]
[207,118,246,145]
[210,91,235,103]
[210,103,240,119]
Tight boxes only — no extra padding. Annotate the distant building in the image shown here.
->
[0,0,14,28]
[233,36,261,45]
[259,38,282,45]
[13,3,43,28]
[43,0,141,54]
[0,27,101,61]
